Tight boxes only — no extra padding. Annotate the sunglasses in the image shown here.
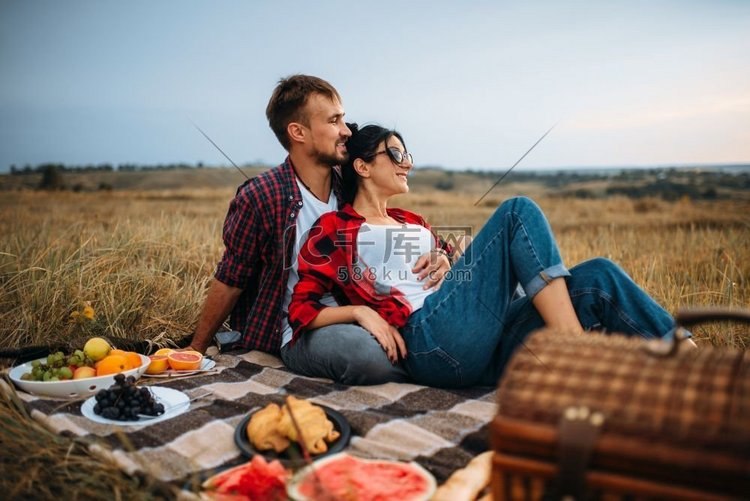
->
[374,147,413,166]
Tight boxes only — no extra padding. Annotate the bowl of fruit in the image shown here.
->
[8,337,150,399]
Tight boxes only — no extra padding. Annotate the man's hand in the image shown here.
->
[412,249,451,290]
[353,306,407,363]
[188,279,243,354]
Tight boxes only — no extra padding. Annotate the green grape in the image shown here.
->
[21,373,32,381]
[31,360,41,368]
[59,367,73,379]
[42,372,51,381]
[49,376,59,381]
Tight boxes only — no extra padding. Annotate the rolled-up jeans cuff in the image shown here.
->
[523,264,571,300]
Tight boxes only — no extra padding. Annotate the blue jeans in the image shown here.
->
[402,197,675,388]
[280,323,411,385]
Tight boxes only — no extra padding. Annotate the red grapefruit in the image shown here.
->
[167,351,202,371]
[146,355,169,374]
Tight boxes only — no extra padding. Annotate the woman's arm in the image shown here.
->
[306,304,359,329]
[308,304,407,362]
[288,220,340,336]
[290,213,409,362]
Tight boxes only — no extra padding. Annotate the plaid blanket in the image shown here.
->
[4,351,497,486]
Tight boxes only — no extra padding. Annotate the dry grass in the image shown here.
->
[0,189,232,353]
[0,381,177,500]
[398,191,750,347]
[1,185,749,499]
[1,188,748,352]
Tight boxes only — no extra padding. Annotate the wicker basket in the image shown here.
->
[491,309,750,500]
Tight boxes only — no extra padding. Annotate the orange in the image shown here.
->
[167,351,202,371]
[124,351,143,369]
[154,348,175,356]
[146,355,169,374]
[96,354,131,376]
[109,349,128,357]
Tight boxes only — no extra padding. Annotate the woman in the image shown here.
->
[288,124,683,388]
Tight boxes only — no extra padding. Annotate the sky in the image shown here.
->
[1,0,749,172]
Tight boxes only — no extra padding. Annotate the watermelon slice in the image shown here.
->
[202,455,289,500]
[287,452,436,501]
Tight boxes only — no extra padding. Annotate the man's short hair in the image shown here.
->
[266,75,341,151]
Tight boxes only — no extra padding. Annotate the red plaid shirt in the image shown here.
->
[288,204,453,343]
[214,157,342,354]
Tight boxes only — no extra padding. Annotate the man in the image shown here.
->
[186,75,411,384]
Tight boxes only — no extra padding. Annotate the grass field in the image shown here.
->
[1,184,748,355]
[1,178,749,499]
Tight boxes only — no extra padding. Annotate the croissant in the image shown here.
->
[277,396,341,454]
[246,403,290,453]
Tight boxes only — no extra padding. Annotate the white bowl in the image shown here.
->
[8,354,150,399]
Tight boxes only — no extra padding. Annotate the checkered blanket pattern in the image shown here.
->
[4,351,496,484]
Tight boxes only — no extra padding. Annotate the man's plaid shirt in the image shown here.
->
[214,157,342,354]
[288,204,453,343]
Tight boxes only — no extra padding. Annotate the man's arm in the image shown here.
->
[188,279,243,354]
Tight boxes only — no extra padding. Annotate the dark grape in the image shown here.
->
[87,373,163,421]
[101,407,120,419]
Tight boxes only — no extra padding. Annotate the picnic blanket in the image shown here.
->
[3,350,497,487]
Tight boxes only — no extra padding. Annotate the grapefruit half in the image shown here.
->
[167,351,202,371]
[146,355,169,375]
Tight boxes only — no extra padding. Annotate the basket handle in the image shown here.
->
[644,307,750,357]
[675,308,750,328]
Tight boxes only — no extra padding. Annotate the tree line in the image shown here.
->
[9,162,208,175]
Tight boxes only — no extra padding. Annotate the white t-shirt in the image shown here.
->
[280,179,338,347]
[356,223,436,313]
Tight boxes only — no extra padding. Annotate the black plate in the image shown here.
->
[234,405,350,464]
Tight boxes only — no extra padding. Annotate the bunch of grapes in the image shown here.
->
[93,374,165,421]
[23,352,69,381]
[66,349,91,367]
[20,350,94,381]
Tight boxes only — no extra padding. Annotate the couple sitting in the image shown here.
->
[186,74,686,388]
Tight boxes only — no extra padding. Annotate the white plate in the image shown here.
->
[8,354,150,399]
[80,386,190,426]
[142,358,216,378]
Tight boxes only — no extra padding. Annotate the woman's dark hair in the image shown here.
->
[342,123,406,204]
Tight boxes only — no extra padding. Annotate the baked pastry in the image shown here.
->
[277,396,340,454]
[246,403,290,453]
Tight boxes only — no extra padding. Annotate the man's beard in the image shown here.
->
[314,148,349,167]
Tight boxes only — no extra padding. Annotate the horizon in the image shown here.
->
[2,1,749,172]
[5,160,749,176]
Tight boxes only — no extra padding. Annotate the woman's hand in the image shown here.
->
[353,306,408,363]
[413,249,451,290]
